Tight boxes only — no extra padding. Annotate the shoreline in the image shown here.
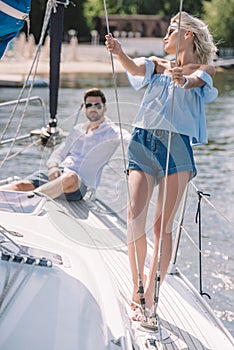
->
[0,59,128,88]
[0,39,233,88]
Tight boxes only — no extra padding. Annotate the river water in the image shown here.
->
[0,70,233,336]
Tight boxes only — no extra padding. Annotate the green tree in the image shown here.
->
[148,0,204,16]
[204,0,234,48]
[83,0,139,29]
[63,1,89,42]
[83,0,205,32]
[30,0,222,44]
[29,0,46,43]
[29,0,89,43]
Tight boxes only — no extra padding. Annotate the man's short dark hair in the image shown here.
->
[84,88,106,105]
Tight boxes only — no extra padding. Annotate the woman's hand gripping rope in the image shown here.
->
[105,33,122,56]
[169,67,188,88]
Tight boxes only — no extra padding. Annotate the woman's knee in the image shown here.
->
[153,217,173,236]
[127,197,149,222]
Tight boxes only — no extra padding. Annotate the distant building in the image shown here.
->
[93,14,169,41]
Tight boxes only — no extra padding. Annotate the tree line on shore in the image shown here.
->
[28,0,233,48]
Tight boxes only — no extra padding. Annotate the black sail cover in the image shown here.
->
[49,2,65,126]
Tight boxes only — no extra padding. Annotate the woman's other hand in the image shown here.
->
[169,67,187,87]
[105,33,122,56]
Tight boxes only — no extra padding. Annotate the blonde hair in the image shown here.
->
[171,11,217,64]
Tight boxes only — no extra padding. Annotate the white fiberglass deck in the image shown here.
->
[60,198,234,350]
[1,191,233,350]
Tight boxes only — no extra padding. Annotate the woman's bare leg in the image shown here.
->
[144,171,190,309]
[127,170,155,305]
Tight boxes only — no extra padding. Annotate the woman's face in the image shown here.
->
[163,24,187,54]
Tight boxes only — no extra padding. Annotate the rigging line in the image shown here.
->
[153,0,184,318]
[179,224,206,257]
[179,224,231,290]
[0,0,53,142]
[73,103,84,126]
[103,0,146,314]
[191,181,232,224]
[4,138,41,162]
[103,1,128,174]
[0,79,36,169]
[0,0,54,169]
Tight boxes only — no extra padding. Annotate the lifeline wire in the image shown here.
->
[153,0,184,318]
[103,0,146,315]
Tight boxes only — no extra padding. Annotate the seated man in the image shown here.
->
[1,88,130,200]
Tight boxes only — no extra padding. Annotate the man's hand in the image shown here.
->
[48,166,62,181]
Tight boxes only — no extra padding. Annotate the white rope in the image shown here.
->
[153,0,184,317]
[103,1,128,176]
[103,0,147,314]
[3,138,42,162]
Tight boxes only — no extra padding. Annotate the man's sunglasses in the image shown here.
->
[85,103,103,110]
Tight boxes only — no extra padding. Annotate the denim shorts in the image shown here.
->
[26,168,87,201]
[128,128,197,184]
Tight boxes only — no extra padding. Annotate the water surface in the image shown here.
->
[0,70,233,336]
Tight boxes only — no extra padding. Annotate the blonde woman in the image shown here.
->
[105,11,218,319]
